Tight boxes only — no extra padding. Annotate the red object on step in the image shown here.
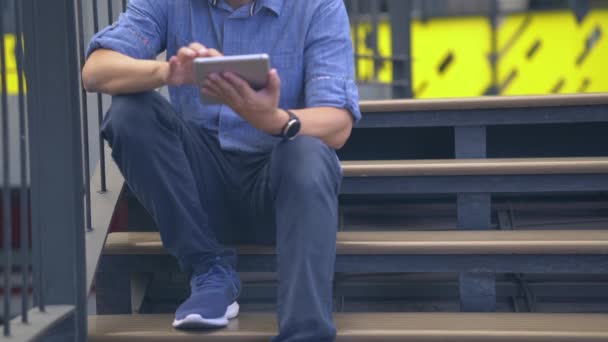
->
[0,189,32,249]
[0,287,34,296]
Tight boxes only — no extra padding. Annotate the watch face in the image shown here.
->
[285,120,302,139]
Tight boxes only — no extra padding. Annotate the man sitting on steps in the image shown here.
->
[82,0,360,341]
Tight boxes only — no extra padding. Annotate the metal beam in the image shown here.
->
[96,271,132,314]
[356,105,608,128]
[145,280,608,303]
[387,0,413,98]
[454,125,495,312]
[98,254,608,274]
[341,174,608,195]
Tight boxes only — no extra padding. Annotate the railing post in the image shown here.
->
[22,0,87,340]
[487,0,499,96]
[454,125,495,312]
[1,1,13,336]
[388,0,413,99]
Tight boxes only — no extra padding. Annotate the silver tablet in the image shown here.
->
[194,53,270,105]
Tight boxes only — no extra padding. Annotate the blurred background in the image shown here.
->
[346,0,608,99]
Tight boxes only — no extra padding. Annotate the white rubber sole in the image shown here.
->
[172,302,239,329]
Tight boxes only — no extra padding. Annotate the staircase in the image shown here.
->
[88,94,608,341]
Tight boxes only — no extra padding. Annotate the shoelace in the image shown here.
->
[192,264,232,292]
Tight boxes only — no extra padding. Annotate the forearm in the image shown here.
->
[197,70,354,149]
[82,49,168,95]
[290,107,353,150]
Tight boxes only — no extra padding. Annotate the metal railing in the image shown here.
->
[1,0,129,340]
[2,0,32,335]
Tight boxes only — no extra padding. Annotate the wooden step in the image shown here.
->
[360,93,608,112]
[88,312,608,342]
[339,157,608,195]
[341,157,608,177]
[104,230,608,256]
[356,94,608,129]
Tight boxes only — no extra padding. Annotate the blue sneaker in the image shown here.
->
[173,263,241,329]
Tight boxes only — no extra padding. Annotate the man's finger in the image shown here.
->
[223,72,255,98]
[266,69,281,93]
[189,42,208,56]
[202,82,226,103]
[209,74,240,103]
[205,75,230,102]
[202,87,220,99]
[203,78,222,95]
[168,56,179,76]
[200,48,223,58]
[168,56,179,70]
[177,47,196,62]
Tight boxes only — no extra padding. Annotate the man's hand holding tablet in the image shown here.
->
[165,42,223,86]
[166,42,287,136]
[200,56,286,136]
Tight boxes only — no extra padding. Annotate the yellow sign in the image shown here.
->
[1,34,25,95]
[353,10,608,98]
[499,10,608,95]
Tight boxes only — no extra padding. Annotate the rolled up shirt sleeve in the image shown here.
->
[86,0,167,60]
[304,0,361,123]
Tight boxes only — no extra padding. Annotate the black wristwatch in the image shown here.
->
[281,109,301,141]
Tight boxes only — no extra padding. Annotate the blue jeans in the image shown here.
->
[101,91,341,342]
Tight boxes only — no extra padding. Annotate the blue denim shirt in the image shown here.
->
[87,0,361,153]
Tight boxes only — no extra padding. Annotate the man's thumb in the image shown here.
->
[267,69,281,92]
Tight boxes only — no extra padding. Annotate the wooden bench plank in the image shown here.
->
[89,312,608,342]
[360,93,608,113]
[341,158,608,177]
[103,230,608,256]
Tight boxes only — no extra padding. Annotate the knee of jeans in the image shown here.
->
[103,92,160,142]
[271,136,341,192]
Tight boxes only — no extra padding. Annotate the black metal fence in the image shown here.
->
[0,0,125,339]
[2,0,31,336]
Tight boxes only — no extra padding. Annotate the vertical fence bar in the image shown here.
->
[93,0,107,193]
[15,0,30,323]
[76,0,93,231]
[1,1,12,335]
[21,0,45,314]
[70,2,89,337]
[108,0,113,23]
[420,0,429,22]
[122,0,127,12]
[370,1,379,82]
[388,0,413,98]
[488,0,499,95]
